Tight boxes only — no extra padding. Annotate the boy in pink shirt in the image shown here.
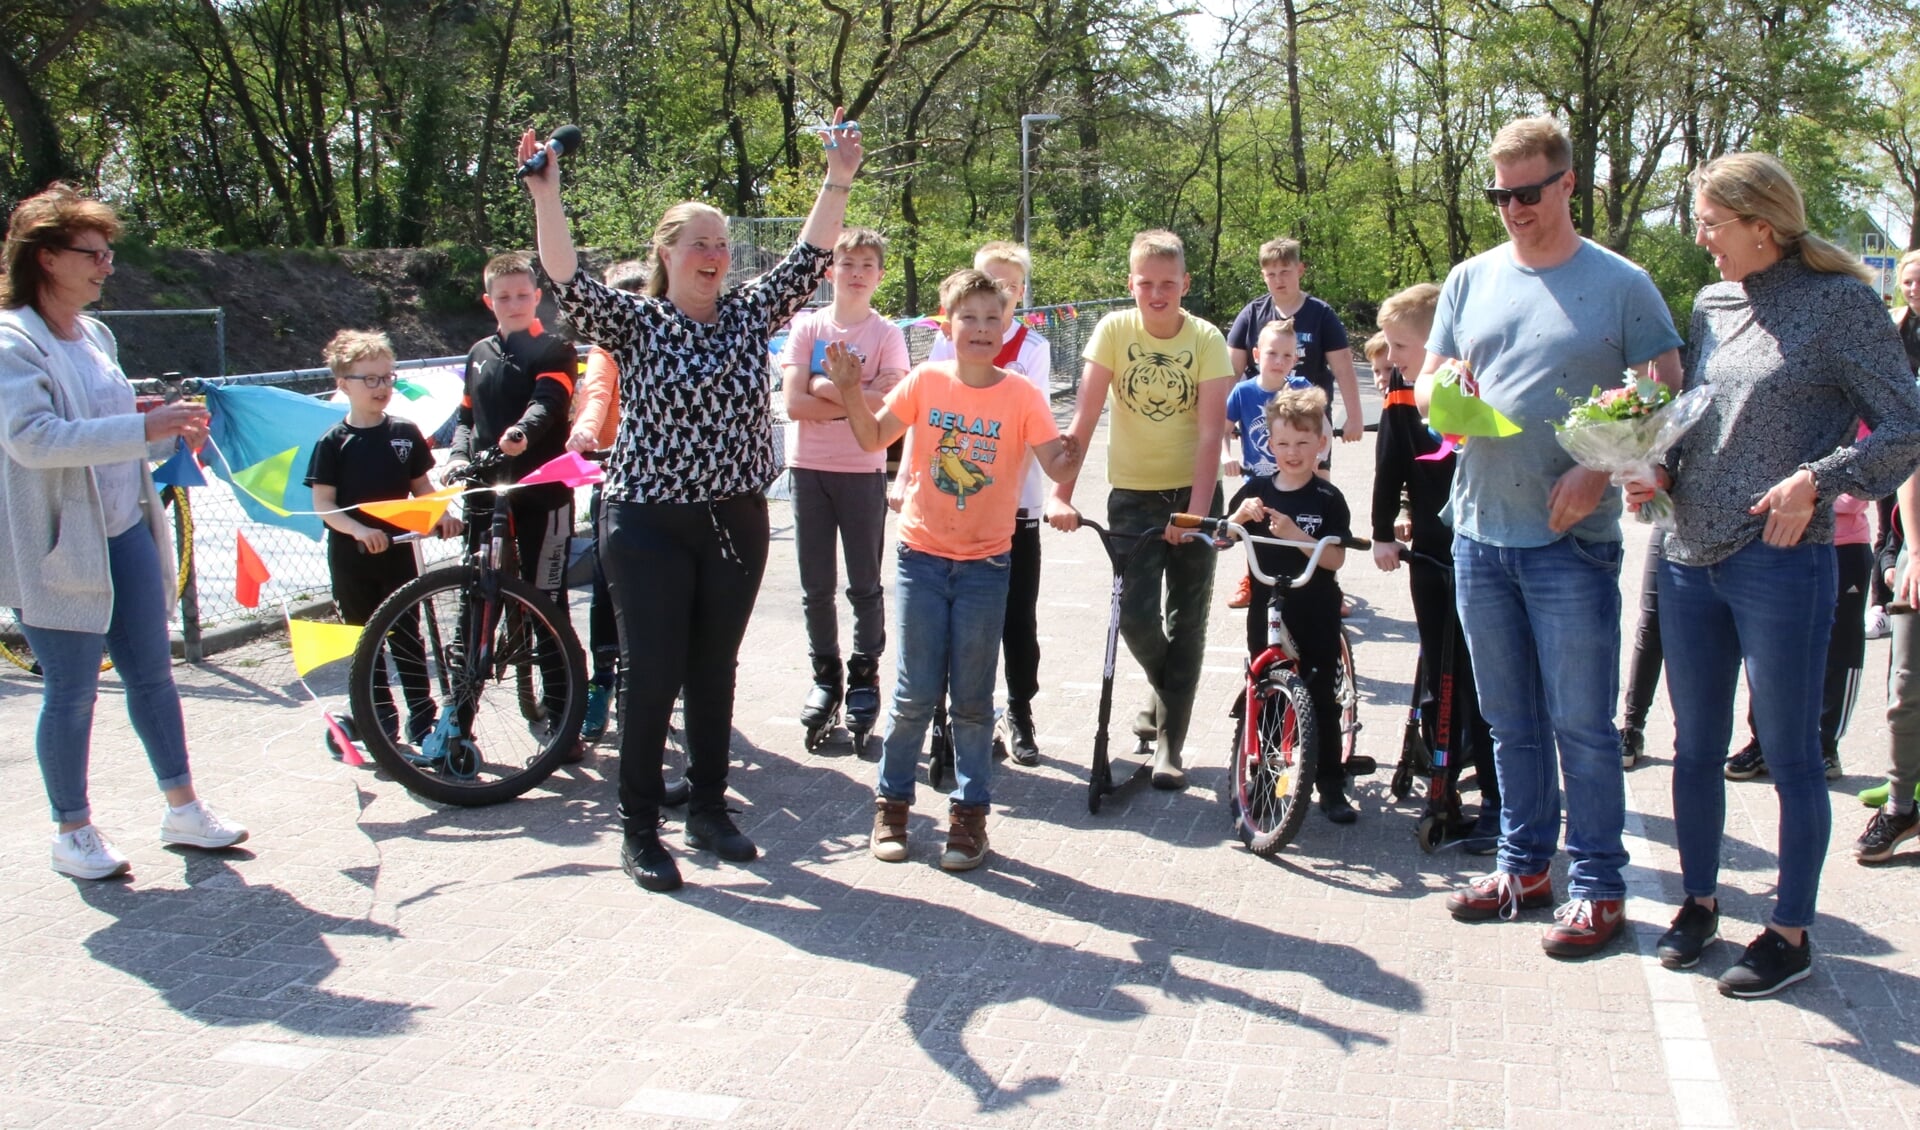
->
[825,269,1083,871]
[781,229,911,748]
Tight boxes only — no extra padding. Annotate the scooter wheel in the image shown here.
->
[1390,762,1414,801]
[1416,814,1444,853]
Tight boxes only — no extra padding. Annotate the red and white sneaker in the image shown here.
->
[1541,897,1627,958]
[1445,868,1553,921]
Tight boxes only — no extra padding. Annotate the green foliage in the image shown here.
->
[3,0,1912,324]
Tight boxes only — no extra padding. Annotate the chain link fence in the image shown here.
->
[96,308,226,381]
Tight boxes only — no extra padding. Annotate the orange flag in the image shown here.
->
[356,486,461,535]
[235,532,271,608]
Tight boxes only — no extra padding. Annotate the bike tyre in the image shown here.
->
[349,566,586,806]
[1333,629,1359,768]
[1231,669,1319,856]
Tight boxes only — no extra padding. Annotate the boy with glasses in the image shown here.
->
[306,330,463,745]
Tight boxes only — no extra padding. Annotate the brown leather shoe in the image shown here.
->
[871,797,910,862]
[940,802,990,871]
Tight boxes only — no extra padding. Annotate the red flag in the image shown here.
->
[235,532,271,608]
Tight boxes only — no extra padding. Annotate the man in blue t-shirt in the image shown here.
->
[1416,116,1683,960]
[1226,239,1365,449]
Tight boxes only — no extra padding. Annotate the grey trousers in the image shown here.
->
[792,468,887,660]
[1888,549,1920,796]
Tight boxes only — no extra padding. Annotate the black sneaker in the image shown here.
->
[1823,752,1843,781]
[1723,741,1768,781]
[1655,897,1720,969]
[1460,805,1501,856]
[686,807,759,862]
[1718,929,1812,999]
[1856,805,1920,864]
[1621,727,1643,770]
[620,831,682,892]
[1318,792,1358,825]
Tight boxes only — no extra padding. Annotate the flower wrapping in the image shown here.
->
[1554,377,1712,525]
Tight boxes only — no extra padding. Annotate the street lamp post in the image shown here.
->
[1020,113,1061,249]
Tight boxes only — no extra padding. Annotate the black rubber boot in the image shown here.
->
[845,653,882,740]
[800,655,843,750]
[1003,699,1040,766]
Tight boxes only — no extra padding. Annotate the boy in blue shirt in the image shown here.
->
[1223,318,1300,609]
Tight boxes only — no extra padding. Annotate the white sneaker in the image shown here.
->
[1867,605,1891,640]
[160,800,249,849]
[52,825,131,880]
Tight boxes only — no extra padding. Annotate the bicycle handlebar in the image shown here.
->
[1170,513,1369,589]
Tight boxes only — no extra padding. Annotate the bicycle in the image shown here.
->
[346,447,587,806]
[1169,513,1368,855]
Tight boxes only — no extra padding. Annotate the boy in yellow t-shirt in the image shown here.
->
[1046,229,1235,789]
[827,269,1084,872]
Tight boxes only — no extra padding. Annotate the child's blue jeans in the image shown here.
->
[876,545,1011,807]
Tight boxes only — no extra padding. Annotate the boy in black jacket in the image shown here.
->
[451,252,579,595]
[1370,282,1497,848]
[451,252,583,754]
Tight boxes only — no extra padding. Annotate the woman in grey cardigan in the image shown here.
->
[1628,154,1920,997]
[0,184,247,880]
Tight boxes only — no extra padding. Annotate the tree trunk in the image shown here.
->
[196,0,303,241]
[0,45,75,192]
[473,0,526,245]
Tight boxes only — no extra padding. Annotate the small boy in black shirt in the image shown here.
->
[1226,385,1356,823]
[450,252,579,599]
[306,330,463,743]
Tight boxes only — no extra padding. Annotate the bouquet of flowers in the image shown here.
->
[1554,376,1712,525]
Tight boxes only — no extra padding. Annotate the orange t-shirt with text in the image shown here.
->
[884,362,1060,560]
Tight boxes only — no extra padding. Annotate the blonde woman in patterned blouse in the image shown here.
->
[516,116,863,892]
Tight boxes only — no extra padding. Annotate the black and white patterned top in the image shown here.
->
[1666,253,1920,567]
[540,242,831,504]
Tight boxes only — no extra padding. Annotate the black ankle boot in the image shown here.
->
[620,828,682,892]
[686,806,758,862]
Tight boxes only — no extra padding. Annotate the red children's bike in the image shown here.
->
[1170,514,1369,855]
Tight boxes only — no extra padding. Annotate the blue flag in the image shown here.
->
[204,384,345,540]
[149,439,207,489]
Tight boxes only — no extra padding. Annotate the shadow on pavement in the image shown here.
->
[692,790,1421,1113]
[77,854,418,1036]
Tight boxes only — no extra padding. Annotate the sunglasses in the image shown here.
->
[57,244,115,266]
[344,373,398,388]
[1484,169,1568,208]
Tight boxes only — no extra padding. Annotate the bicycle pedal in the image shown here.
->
[1345,754,1378,776]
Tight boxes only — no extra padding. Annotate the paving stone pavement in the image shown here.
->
[4,392,1919,1128]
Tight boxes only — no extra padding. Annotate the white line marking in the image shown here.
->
[620,1089,743,1121]
[1622,796,1734,1128]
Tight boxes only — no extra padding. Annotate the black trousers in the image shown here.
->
[1001,518,1042,706]
[603,493,768,828]
[1623,530,1666,734]
[328,535,431,736]
[1407,553,1497,805]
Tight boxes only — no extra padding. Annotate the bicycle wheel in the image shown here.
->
[349,566,586,806]
[1230,669,1318,856]
[1333,629,1360,766]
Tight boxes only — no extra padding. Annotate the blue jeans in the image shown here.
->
[1454,533,1627,899]
[877,546,1011,807]
[1659,540,1835,929]
[20,525,193,823]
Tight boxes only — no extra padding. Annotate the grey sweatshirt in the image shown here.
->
[1666,254,1920,567]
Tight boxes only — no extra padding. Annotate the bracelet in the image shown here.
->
[824,181,852,193]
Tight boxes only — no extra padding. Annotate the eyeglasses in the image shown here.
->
[1483,169,1568,208]
[56,244,114,266]
[1697,214,1748,233]
[344,373,398,388]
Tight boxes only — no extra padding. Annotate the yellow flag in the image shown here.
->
[232,447,300,511]
[289,619,363,675]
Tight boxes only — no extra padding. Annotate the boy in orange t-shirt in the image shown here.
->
[824,269,1083,872]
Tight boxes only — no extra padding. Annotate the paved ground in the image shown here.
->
[4,387,1919,1128]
